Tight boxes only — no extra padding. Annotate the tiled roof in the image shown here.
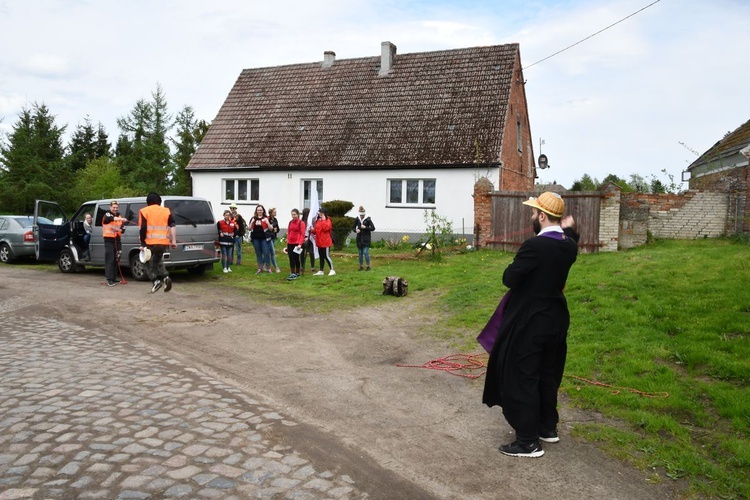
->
[688,118,750,170]
[187,44,520,171]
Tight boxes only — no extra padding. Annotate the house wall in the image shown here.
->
[192,167,495,241]
[497,56,535,192]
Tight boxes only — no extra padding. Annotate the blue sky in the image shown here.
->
[1,0,749,189]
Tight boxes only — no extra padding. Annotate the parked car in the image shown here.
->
[0,215,38,263]
[34,197,220,280]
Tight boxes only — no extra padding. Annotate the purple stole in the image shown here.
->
[476,231,566,353]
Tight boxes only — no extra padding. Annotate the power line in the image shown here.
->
[523,0,661,70]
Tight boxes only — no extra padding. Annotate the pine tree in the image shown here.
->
[68,117,110,172]
[115,84,172,194]
[0,103,69,213]
[170,105,209,195]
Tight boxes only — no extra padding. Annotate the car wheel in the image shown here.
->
[0,243,12,263]
[129,253,149,281]
[58,248,78,273]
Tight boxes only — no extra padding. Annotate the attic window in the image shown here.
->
[447,124,456,131]
[299,126,305,131]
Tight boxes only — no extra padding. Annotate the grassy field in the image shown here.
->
[18,237,750,497]
[217,238,749,498]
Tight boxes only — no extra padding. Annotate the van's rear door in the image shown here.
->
[33,200,70,262]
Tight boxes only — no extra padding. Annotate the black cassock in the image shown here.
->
[482,228,579,444]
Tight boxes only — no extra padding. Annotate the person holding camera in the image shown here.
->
[311,207,335,276]
[353,205,375,271]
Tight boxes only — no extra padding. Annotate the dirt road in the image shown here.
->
[2,265,682,499]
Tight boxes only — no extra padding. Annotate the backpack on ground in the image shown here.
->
[382,276,408,297]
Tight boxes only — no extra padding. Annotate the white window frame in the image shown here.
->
[302,179,323,210]
[387,178,436,207]
[224,178,260,204]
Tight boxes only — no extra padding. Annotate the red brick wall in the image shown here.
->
[473,178,494,248]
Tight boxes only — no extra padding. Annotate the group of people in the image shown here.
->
[220,204,376,279]
[101,193,177,293]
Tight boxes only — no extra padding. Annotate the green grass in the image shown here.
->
[20,238,750,497]
[223,239,749,498]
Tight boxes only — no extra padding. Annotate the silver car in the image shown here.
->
[0,215,37,263]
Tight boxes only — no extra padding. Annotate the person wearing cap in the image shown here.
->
[482,191,579,458]
[310,206,335,276]
[102,200,128,287]
[139,192,177,293]
[228,203,246,266]
[352,206,375,271]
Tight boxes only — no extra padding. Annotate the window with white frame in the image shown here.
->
[224,179,260,203]
[302,179,324,210]
[387,179,436,206]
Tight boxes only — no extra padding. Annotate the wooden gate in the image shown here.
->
[485,191,602,253]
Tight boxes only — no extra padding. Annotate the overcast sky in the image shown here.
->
[2,0,748,189]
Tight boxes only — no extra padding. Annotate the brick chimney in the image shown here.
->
[323,51,336,68]
[379,41,396,76]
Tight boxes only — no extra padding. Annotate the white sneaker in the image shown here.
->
[227,267,232,272]
[328,270,336,276]
[223,268,229,273]
[313,271,324,276]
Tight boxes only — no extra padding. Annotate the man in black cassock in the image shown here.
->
[482,192,579,458]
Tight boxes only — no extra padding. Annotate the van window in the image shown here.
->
[165,200,215,226]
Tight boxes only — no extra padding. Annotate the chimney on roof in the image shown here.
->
[323,51,336,68]
[379,41,396,76]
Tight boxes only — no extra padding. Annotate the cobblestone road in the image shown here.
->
[0,316,367,499]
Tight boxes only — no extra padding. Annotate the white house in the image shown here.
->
[187,41,536,240]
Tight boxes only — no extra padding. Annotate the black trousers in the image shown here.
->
[104,238,121,282]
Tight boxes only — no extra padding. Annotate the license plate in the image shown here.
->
[184,244,203,251]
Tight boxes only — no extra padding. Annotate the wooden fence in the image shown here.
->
[480,190,603,253]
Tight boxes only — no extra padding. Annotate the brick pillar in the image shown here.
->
[599,183,621,252]
[473,177,494,248]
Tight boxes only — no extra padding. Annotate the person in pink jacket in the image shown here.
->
[311,207,335,276]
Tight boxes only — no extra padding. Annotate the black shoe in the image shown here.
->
[499,441,544,458]
[358,266,364,271]
[107,281,117,287]
[151,280,162,293]
[163,276,172,292]
[539,430,559,443]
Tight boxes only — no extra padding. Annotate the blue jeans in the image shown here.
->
[358,246,371,266]
[220,244,234,269]
[269,239,279,269]
[233,236,243,264]
[251,238,272,269]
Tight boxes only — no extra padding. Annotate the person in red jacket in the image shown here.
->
[285,208,306,280]
[310,207,335,276]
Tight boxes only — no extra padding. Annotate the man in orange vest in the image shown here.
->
[138,192,177,293]
[102,200,127,287]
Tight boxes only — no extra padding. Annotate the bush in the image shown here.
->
[322,200,355,250]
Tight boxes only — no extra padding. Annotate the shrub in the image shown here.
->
[322,200,355,250]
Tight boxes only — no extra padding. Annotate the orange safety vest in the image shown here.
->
[102,216,123,239]
[139,204,172,245]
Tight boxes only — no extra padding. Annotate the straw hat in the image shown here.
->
[522,192,564,218]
